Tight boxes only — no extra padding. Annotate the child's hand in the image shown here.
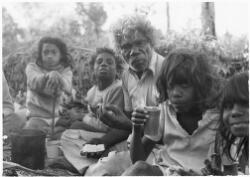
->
[201,159,223,175]
[131,107,149,126]
[44,126,66,140]
[89,105,100,116]
[99,105,127,128]
[46,71,63,92]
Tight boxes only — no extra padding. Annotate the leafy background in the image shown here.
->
[2,2,249,105]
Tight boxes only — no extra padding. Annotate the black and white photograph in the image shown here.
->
[2,0,249,176]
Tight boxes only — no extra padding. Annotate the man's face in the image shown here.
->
[120,30,152,73]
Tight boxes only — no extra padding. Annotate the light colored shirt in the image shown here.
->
[86,80,123,110]
[146,101,219,173]
[26,62,72,119]
[122,51,164,111]
[83,80,124,132]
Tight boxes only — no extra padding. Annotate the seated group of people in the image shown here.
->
[3,14,249,176]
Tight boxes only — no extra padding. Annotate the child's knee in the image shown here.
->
[24,118,49,132]
[122,161,151,176]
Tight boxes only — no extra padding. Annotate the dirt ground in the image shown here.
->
[3,143,79,176]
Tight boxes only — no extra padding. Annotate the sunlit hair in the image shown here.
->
[89,47,124,77]
[111,14,156,51]
[37,36,72,68]
[219,71,249,161]
[156,48,221,112]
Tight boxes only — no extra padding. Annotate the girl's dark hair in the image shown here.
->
[219,71,249,161]
[36,36,72,68]
[156,48,221,112]
[89,47,124,76]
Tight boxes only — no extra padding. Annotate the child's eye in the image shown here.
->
[224,103,234,110]
[180,83,190,88]
[43,50,49,55]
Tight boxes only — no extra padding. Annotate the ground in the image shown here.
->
[3,141,79,176]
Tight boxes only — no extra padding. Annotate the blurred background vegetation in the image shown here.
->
[2,2,249,104]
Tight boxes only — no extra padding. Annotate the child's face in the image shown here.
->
[223,102,249,137]
[42,43,61,69]
[167,83,195,113]
[94,52,117,80]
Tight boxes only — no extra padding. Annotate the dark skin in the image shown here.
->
[176,110,202,135]
[127,83,205,175]
[99,31,153,130]
[81,52,130,157]
[99,105,132,131]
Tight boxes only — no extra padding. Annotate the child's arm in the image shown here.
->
[99,105,132,131]
[59,67,72,95]
[26,63,48,94]
[130,107,163,163]
[99,81,133,130]
[88,128,130,149]
[130,125,156,163]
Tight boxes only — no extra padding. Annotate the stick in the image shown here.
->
[51,93,57,139]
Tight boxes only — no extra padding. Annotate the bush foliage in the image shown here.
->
[3,30,249,102]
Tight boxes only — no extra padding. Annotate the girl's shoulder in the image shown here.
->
[202,108,220,123]
[204,108,220,115]
[27,62,39,68]
[26,62,43,72]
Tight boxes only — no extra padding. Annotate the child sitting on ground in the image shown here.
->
[60,47,129,174]
[202,71,249,175]
[25,36,72,134]
[123,48,222,175]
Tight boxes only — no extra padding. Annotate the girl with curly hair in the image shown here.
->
[25,36,72,133]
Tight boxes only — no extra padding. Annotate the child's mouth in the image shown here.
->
[230,122,249,128]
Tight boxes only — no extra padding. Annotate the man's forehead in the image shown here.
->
[121,30,147,45]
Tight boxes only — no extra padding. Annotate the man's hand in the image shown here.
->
[99,105,132,130]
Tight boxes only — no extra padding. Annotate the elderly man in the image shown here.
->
[85,15,164,176]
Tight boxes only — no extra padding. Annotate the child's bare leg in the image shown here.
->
[122,161,163,176]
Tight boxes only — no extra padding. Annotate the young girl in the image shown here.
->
[203,71,248,175]
[123,48,222,175]
[25,36,72,133]
[60,47,129,174]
